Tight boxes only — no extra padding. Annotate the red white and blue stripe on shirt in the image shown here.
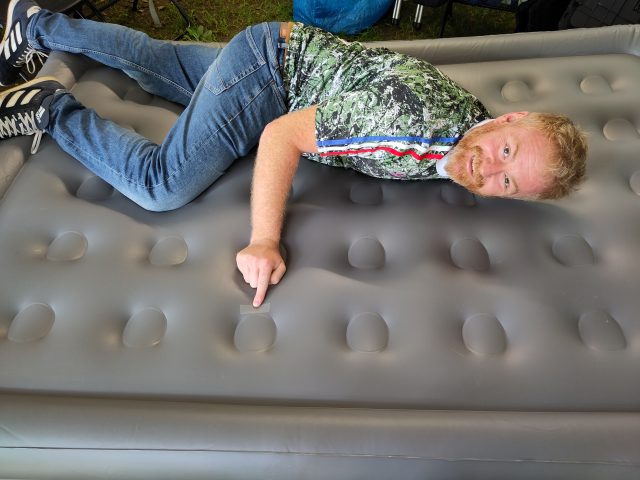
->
[317,134,461,161]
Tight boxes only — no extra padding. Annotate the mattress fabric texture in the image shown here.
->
[0,26,639,479]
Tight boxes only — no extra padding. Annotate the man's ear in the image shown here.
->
[494,111,529,124]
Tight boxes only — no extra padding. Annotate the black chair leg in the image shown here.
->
[391,0,453,35]
[391,0,402,25]
[413,3,424,29]
[438,0,454,37]
[169,0,191,39]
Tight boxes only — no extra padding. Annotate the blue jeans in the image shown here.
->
[27,12,288,211]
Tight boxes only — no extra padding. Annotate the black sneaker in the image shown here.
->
[0,76,65,153]
[1,0,48,86]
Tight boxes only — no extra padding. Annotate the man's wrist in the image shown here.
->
[249,236,280,248]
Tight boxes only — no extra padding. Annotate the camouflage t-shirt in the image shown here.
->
[284,23,492,180]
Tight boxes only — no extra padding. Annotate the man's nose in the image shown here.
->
[479,154,503,178]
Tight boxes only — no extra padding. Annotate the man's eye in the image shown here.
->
[504,175,510,189]
[503,146,510,157]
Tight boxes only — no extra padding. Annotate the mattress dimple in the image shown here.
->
[461,313,507,355]
[234,311,277,353]
[579,74,613,95]
[148,236,188,266]
[346,311,389,353]
[122,308,168,348]
[52,230,87,258]
[449,237,490,271]
[603,118,638,141]
[500,79,533,102]
[551,234,595,267]
[8,303,55,343]
[578,309,627,352]
[347,236,386,269]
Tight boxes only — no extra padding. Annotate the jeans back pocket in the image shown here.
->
[206,27,267,95]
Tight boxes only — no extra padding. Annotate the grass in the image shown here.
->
[98,0,516,42]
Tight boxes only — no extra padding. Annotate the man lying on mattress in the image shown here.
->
[0,1,588,307]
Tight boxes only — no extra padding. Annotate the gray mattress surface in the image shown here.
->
[1,25,639,479]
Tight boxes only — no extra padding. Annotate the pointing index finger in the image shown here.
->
[253,267,272,307]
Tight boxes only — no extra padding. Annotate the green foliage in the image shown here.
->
[184,24,215,42]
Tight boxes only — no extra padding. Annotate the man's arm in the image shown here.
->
[236,105,318,307]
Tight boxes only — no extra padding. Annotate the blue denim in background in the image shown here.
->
[27,12,288,211]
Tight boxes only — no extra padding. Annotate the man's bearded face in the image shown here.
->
[443,116,553,199]
[445,121,498,193]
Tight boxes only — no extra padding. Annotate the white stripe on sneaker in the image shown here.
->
[21,88,39,104]
[16,23,22,46]
[6,90,25,108]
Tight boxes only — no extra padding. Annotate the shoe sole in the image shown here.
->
[0,75,60,99]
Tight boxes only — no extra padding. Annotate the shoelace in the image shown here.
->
[31,128,43,153]
[19,48,49,74]
[0,110,44,154]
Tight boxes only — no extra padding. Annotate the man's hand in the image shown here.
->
[236,240,286,307]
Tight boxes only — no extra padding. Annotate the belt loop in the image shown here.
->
[277,35,289,75]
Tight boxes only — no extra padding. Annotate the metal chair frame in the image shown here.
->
[391,0,521,37]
